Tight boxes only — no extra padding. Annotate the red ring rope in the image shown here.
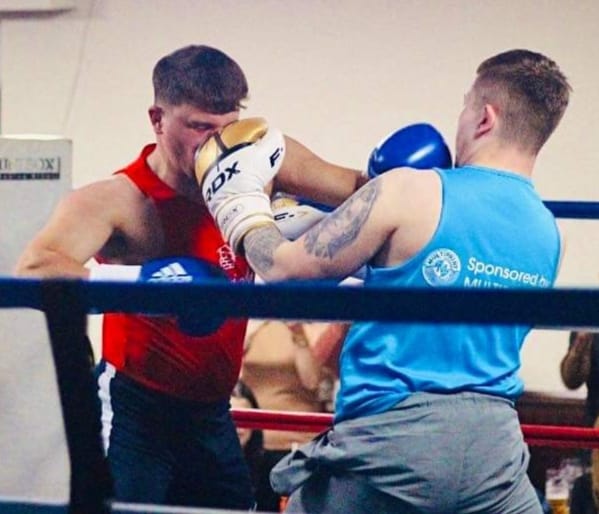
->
[231,408,599,449]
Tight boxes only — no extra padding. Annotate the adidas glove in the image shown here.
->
[89,257,227,336]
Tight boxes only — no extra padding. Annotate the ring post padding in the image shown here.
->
[41,281,112,514]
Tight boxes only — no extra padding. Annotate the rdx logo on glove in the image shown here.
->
[203,145,283,202]
[204,161,242,202]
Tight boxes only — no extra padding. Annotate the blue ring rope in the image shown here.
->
[1,278,599,329]
[544,201,599,219]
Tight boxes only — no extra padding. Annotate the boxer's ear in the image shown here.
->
[474,103,497,139]
[148,105,164,134]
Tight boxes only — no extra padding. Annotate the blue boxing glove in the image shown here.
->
[139,257,228,336]
[367,123,452,178]
[138,257,226,284]
[89,257,227,336]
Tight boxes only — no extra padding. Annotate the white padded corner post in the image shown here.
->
[0,134,72,501]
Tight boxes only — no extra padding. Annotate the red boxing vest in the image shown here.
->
[101,144,253,402]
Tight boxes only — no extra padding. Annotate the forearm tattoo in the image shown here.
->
[244,179,379,276]
[304,179,378,258]
[244,224,286,275]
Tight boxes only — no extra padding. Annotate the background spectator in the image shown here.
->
[561,331,599,513]
[230,379,265,510]
[241,320,345,512]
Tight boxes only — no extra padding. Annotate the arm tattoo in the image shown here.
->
[244,224,286,275]
[304,179,378,259]
[244,179,379,276]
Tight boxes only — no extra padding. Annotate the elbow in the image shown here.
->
[14,251,41,277]
[14,248,63,278]
[298,372,321,392]
[561,376,582,390]
[560,365,582,390]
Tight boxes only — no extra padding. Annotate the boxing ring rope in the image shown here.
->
[2,198,599,512]
[544,200,599,219]
[3,279,599,328]
[230,408,599,449]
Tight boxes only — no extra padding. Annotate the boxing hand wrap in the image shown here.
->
[89,258,227,336]
[88,264,141,281]
[195,117,286,251]
[367,123,452,178]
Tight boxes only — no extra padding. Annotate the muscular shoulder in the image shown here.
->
[369,169,442,266]
[376,168,442,213]
[67,174,148,216]
[84,175,163,261]
[65,175,158,258]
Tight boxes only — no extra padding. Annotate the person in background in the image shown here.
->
[570,472,598,514]
[561,331,599,513]
[310,322,351,381]
[230,379,264,507]
[561,332,599,427]
[241,320,345,511]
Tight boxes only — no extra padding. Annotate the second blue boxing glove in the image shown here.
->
[367,123,452,178]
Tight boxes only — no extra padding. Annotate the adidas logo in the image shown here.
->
[148,262,193,283]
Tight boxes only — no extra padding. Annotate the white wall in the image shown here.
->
[2,0,599,395]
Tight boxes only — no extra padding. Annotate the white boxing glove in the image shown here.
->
[271,194,367,281]
[271,194,331,240]
[195,117,286,251]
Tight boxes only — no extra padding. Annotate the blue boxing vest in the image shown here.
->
[334,165,561,423]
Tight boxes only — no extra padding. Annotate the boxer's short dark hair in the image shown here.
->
[153,45,248,113]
